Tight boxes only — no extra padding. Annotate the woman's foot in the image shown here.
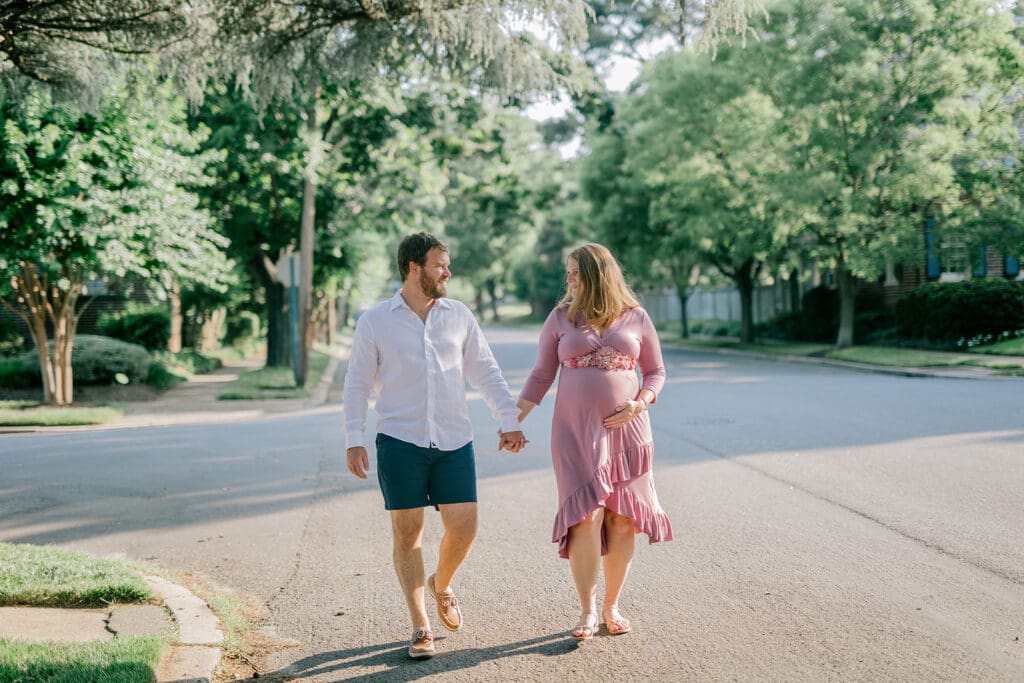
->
[602,606,632,635]
[571,612,599,640]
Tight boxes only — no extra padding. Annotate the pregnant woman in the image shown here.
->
[517,242,674,640]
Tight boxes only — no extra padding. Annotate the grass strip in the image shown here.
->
[0,406,122,427]
[0,636,164,683]
[0,543,153,608]
[218,350,330,401]
[970,337,1024,356]
[825,346,970,367]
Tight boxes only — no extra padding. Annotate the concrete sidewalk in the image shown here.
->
[114,343,348,430]
[0,575,225,683]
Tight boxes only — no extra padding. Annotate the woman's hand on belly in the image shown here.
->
[602,399,647,429]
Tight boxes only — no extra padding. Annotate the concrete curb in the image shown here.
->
[146,575,224,683]
[0,576,226,683]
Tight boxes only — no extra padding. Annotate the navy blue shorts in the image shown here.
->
[375,433,477,510]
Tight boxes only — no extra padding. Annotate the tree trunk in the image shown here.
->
[789,267,801,312]
[670,260,696,339]
[486,278,500,322]
[835,264,857,349]
[326,295,336,346]
[266,281,291,367]
[199,307,226,352]
[474,287,486,319]
[4,262,84,405]
[733,258,757,344]
[168,280,182,353]
[296,84,320,389]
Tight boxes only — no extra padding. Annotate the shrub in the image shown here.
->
[97,306,170,351]
[896,280,1024,346]
[0,356,41,389]
[22,335,151,385]
[224,311,261,346]
[152,350,222,376]
[759,286,894,344]
[690,319,742,337]
[0,316,25,357]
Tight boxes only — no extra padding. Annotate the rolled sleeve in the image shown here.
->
[342,315,379,449]
[462,316,520,430]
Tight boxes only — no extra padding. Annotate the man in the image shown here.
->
[343,232,527,660]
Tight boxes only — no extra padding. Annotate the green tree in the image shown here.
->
[754,0,1024,348]
[0,72,230,404]
[584,47,795,342]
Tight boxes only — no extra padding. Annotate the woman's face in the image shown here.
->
[566,257,580,297]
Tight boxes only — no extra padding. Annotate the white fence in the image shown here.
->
[640,281,802,327]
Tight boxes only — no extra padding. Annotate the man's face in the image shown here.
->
[416,248,451,299]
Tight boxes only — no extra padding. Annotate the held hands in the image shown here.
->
[347,446,369,479]
[497,429,528,453]
[603,398,647,429]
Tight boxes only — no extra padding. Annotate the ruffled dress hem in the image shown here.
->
[552,441,674,559]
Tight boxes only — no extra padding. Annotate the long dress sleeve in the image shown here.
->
[638,308,666,401]
[519,308,562,405]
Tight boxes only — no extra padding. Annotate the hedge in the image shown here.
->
[97,307,170,351]
[895,279,1024,346]
[21,335,152,385]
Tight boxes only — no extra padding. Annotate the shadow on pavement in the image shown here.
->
[251,632,576,682]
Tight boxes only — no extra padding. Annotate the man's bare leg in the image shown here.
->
[433,502,477,591]
[390,508,431,630]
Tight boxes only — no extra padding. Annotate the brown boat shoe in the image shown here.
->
[427,574,463,632]
[408,628,435,659]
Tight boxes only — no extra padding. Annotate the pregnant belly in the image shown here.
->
[557,367,639,417]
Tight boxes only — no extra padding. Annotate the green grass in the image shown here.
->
[0,400,39,410]
[825,346,970,367]
[0,544,166,681]
[205,592,248,655]
[675,338,831,357]
[0,405,122,427]
[0,636,165,683]
[218,350,330,401]
[0,543,153,608]
[673,337,1024,374]
[971,336,1024,356]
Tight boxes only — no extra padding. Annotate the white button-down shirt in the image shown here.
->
[343,291,521,451]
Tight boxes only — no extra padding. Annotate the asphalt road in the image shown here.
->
[1,327,1022,681]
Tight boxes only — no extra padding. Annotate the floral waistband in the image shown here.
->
[561,345,637,371]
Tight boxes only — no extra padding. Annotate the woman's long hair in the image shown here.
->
[558,243,640,330]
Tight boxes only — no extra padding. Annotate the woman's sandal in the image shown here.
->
[603,607,632,635]
[571,612,599,640]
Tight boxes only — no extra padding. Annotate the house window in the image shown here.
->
[973,245,987,278]
[1007,256,1021,278]
[938,240,969,281]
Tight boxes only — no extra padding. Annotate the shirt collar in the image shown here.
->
[388,290,453,311]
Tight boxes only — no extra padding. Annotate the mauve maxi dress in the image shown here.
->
[520,306,674,559]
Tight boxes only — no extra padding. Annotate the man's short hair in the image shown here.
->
[397,233,448,282]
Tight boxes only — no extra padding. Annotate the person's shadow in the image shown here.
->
[247,631,579,682]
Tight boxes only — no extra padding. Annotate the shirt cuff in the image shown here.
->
[500,415,521,435]
[346,431,366,450]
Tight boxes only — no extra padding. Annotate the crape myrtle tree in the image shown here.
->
[751,0,1024,348]
[0,70,230,405]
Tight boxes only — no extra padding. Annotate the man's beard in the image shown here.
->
[420,270,448,299]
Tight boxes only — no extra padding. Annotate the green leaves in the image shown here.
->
[0,71,231,295]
